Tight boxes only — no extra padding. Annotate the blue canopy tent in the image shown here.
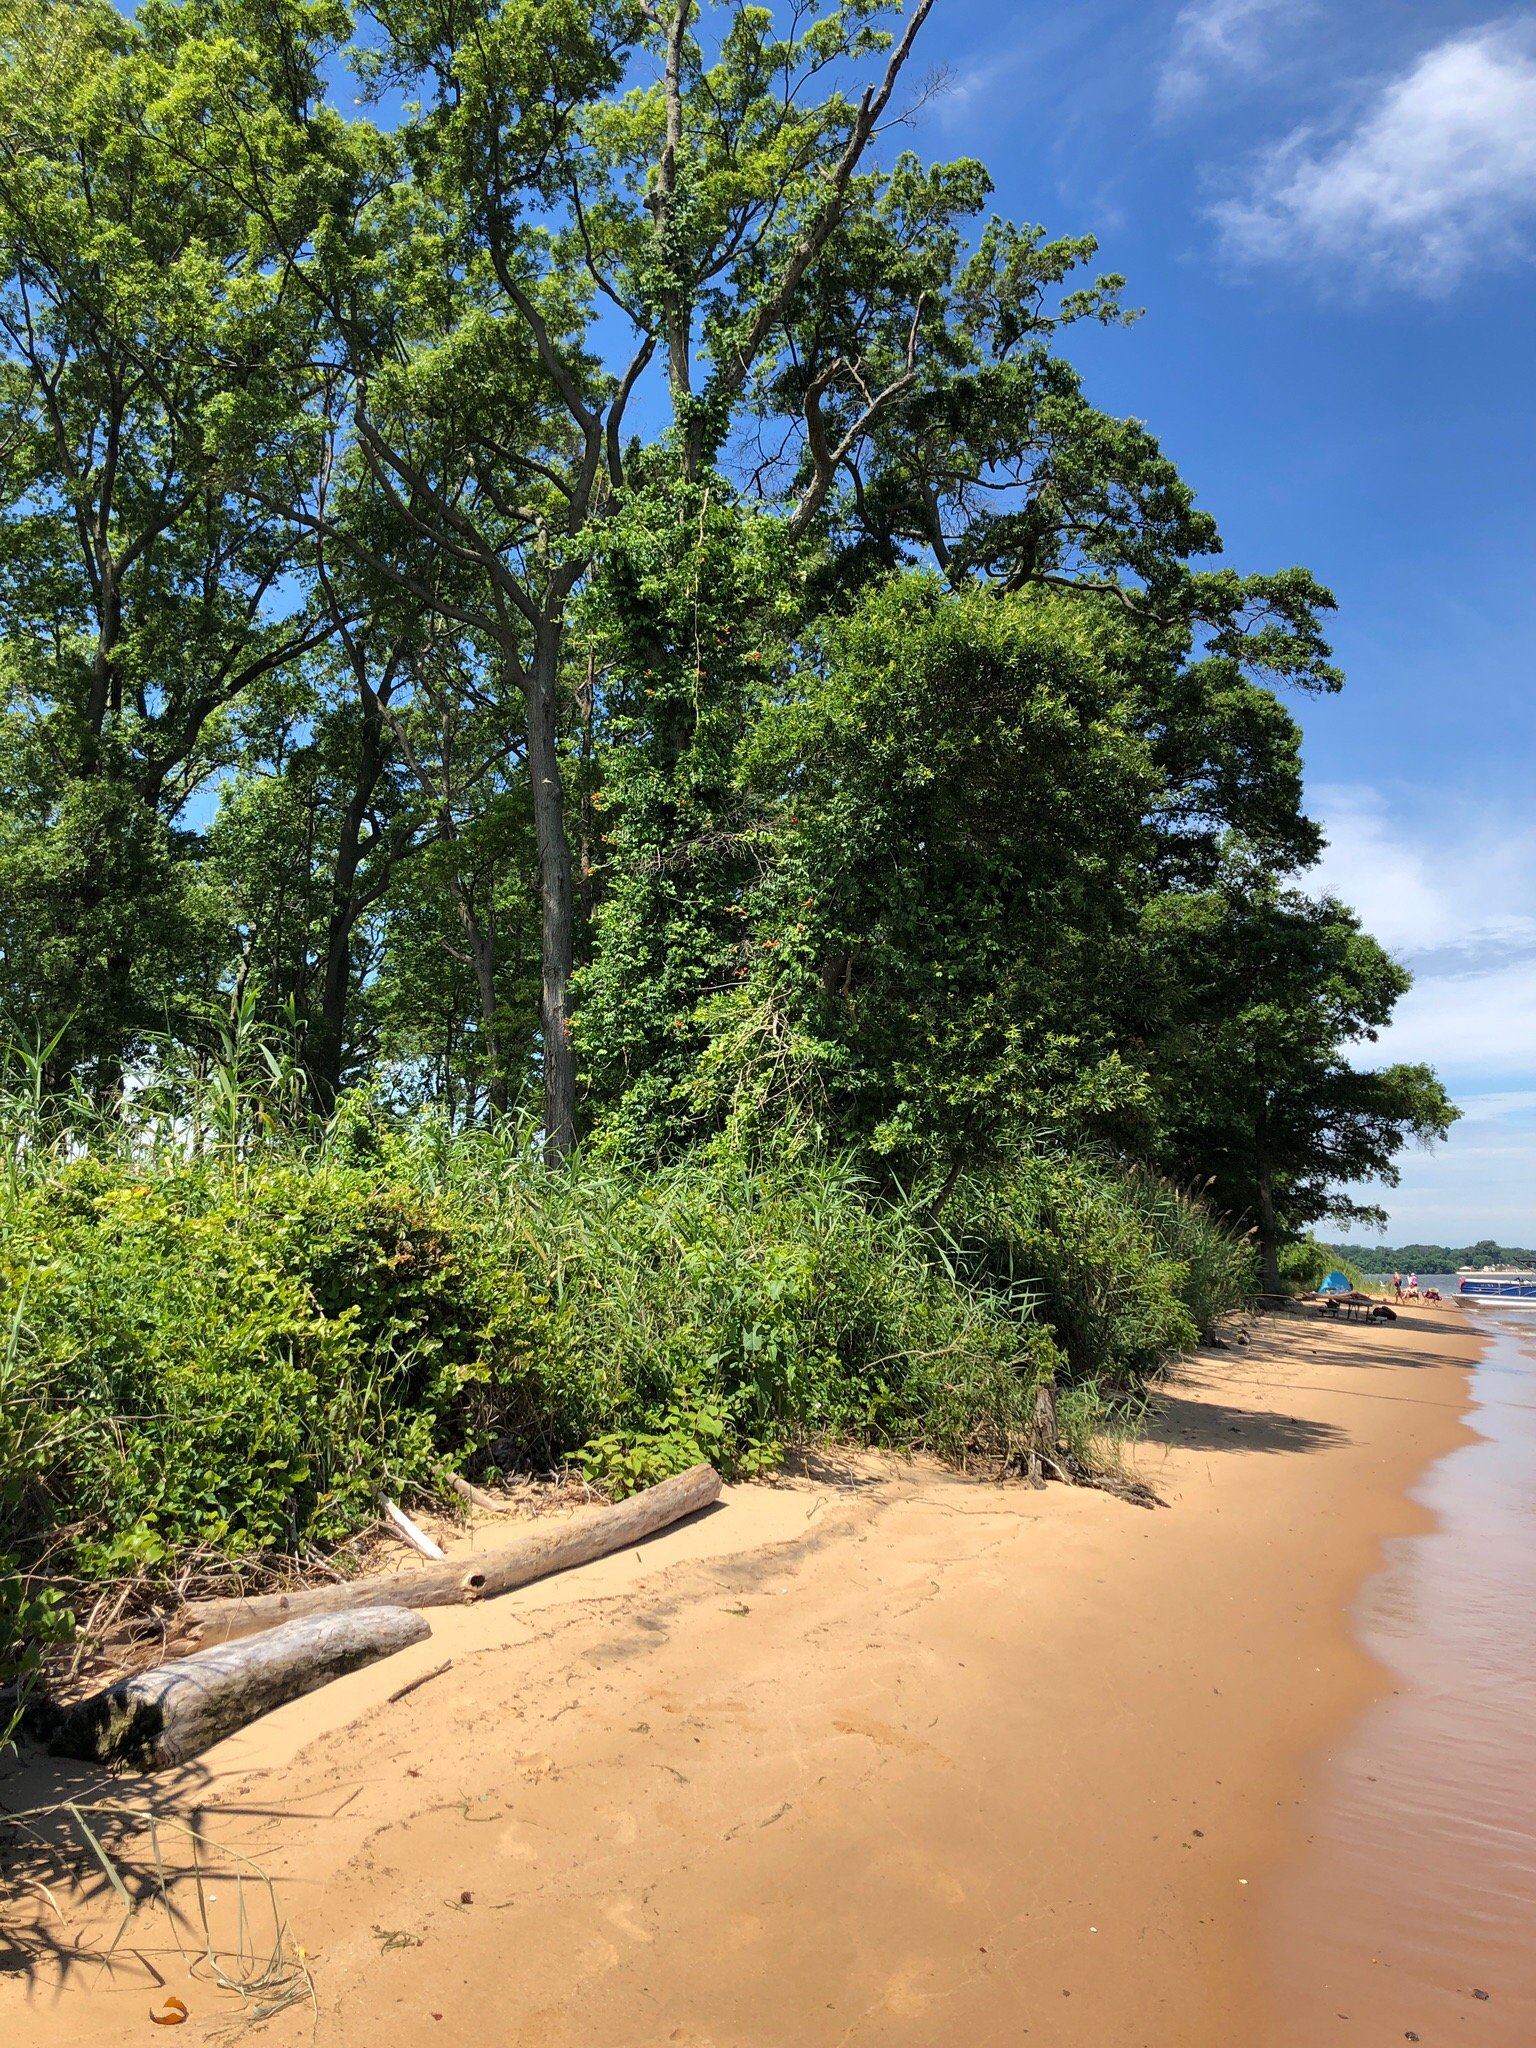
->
[1318,1269,1354,1293]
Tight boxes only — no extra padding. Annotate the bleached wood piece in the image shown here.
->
[178,1464,723,1649]
[383,1498,447,1560]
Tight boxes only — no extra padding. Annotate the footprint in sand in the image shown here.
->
[832,1712,945,1761]
[727,1911,765,1949]
[881,1961,940,2016]
[599,1804,641,1845]
[602,1894,654,1945]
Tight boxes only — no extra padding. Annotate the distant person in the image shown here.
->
[1393,1270,1403,1299]
[1407,1272,1420,1299]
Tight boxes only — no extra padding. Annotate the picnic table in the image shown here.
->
[1314,1289,1392,1322]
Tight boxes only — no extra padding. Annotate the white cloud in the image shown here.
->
[1373,958,1536,1077]
[1214,23,1536,287]
[1349,1089,1536,1241]
[1304,781,1536,1237]
[1158,0,1300,115]
[1308,781,1536,959]
[1455,1089,1536,1123]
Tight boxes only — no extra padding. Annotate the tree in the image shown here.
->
[204,629,434,1106]
[571,480,796,1153]
[575,465,1338,1177]
[566,97,1342,1164]
[0,0,1458,1244]
[161,0,942,1154]
[640,571,1338,1194]
[722,579,1160,1185]
[1144,882,1459,1293]
[0,0,329,1080]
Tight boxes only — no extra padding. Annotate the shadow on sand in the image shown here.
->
[0,1745,334,2014]
[1145,1395,1351,1456]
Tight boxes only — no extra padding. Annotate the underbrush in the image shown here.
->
[1278,1238,1370,1293]
[945,1152,1256,1390]
[0,1077,1255,1711]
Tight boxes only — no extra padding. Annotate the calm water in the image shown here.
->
[1264,1310,1536,2041]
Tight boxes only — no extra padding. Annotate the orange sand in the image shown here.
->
[0,1304,1480,2045]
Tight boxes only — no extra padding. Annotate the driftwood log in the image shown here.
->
[177,1462,723,1650]
[43,1607,431,1771]
[449,1473,513,1513]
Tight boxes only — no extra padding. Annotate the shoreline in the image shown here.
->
[0,1304,1482,2045]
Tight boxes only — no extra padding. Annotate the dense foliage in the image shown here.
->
[0,0,1458,1702]
[1278,1239,1367,1293]
[1327,1241,1529,1274]
[0,1056,1251,1689]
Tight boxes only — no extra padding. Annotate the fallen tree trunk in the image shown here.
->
[42,1607,431,1771]
[177,1463,723,1650]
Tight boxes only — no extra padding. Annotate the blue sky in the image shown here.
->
[896,0,1536,1241]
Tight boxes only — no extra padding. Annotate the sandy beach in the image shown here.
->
[0,1302,1489,2045]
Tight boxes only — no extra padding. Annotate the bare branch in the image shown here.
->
[787,299,927,541]
[702,0,936,442]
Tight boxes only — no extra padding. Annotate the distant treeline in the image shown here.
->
[1327,1241,1535,1274]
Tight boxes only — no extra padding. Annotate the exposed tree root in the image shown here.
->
[1010,1381,1168,1508]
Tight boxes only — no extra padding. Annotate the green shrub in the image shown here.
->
[576,1390,782,1497]
[0,1138,1058,1598]
[0,1087,1249,1697]
[0,1164,497,1572]
[1118,1172,1258,1336]
[1278,1239,1366,1294]
[464,1144,1061,1478]
[950,1163,1236,1384]
[0,1299,75,1736]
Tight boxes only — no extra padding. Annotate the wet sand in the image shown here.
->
[0,1305,1483,2045]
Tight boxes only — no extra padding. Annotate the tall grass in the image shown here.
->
[945,1152,1257,1390]
[0,1031,1255,1707]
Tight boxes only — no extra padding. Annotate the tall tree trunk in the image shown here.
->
[1256,1167,1282,1295]
[576,653,599,927]
[309,695,388,1111]
[657,0,696,473]
[526,624,577,1159]
[85,574,122,738]
[447,872,507,1116]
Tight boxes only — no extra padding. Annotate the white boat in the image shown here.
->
[1457,1267,1536,1303]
